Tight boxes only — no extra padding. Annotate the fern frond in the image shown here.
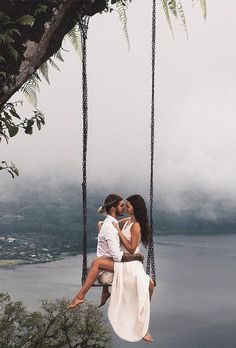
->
[20,51,63,103]
[53,49,64,62]
[38,61,50,84]
[0,71,6,79]
[116,0,130,51]
[199,0,207,19]
[161,0,174,38]
[21,77,39,106]
[67,25,82,58]
[7,45,19,60]
[177,1,188,39]
[48,57,60,71]
[17,15,35,27]
[0,33,15,44]
[5,28,21,37]
[34,4,48,17]
[0,11,10,25]
[167,0,177,17]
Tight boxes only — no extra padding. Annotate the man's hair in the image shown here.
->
[98,194,123,214]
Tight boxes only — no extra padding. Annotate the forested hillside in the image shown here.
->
[0,181,235,254]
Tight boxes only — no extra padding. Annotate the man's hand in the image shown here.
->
[121,253,144,263]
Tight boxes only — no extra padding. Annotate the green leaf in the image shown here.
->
[4,121,19,137]
[161,0,174,38]
[168,0,177,17]
[7,170,15,178]
[38,62,50,84]
[0,71,6,79]
[24,126,33,135]
[0,11,10,24]
[67,26,82,58]
[54,49,64,62]
[21,78,39,106]
[0,33,15,44]
[6,28,21,36]
[9,126,19,137]
[48,58,60,71]
[17,15,35,27]
[0,56,5,64]
[27,119,34,127]
[34,4,48,17]
[36,112,45,125]
[3,111,11,120]
[116,0,130,51]
[7,45,19,61]
[24,119,34,134]
[10,163,19,176]
[177,1,188,39]
[9,109,21,120]
[199,0,207,19]
[0,132,9,143]
[36,119,41,130]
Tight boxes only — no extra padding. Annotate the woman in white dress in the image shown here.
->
[68,194,155,342]
[108,194,155,342]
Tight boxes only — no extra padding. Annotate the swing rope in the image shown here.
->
[146,0,157,285]
[80,0,157,285]
[79,16,90,284]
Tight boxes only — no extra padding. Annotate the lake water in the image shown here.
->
[0,234,236,348]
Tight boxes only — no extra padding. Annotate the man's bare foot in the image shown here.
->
[67,297,85,309]
[98,292,111,308]
[143,332,154,343]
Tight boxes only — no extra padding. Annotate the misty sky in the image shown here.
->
[1,0,236,217]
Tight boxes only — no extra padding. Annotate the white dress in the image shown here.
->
[108,222,150,342]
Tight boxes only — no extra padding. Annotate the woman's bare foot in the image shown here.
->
[98,292,111,308]
[143,332,154,343]
[67,297,85,309]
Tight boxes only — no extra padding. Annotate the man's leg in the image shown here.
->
[99,285,111,308]
[68,258,114,309]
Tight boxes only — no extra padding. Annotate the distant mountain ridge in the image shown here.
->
[0,182,235,250]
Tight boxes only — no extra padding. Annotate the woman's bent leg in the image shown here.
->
[68,257,114,309]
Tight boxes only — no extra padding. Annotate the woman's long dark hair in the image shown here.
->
[126,194,150,248]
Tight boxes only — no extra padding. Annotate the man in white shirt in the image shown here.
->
[97,214,124,262]
[96,195,144,306]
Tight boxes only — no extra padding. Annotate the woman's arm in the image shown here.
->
[118,217,129,230]
[113,222,141,254]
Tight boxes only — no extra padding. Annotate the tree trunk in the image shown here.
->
[0,0,107,109]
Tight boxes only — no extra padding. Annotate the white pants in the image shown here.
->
[98,270,114,285]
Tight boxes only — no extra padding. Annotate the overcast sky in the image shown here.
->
[1,0,236,216]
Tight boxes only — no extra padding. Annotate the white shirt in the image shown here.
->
[97,215,123,262]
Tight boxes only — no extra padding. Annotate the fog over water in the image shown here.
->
[1,0,236,219]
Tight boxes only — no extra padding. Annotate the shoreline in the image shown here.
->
[1,232,235,269]
[0,257,63,269]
